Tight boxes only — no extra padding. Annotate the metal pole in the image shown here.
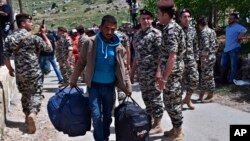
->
[18,0,23,13]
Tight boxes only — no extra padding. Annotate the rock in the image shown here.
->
[32,10,37,16]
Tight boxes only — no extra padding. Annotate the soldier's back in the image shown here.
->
[5,29,43,78]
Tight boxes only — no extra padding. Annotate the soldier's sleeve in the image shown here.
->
[200,31,210,56]
[212,30,219,53]
[124,35,130,48]
[55,40,60,58]
[168,28,178,53]
[3,37,12,60]
[193,30,199,61]
[66,38,73,51]
[34,35,52,52]
[155,30,162,56]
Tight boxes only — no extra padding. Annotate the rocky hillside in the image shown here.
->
[12,0,131,29]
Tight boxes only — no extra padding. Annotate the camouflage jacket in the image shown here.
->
[160,20,186,74]
[3,28,52,77]
[199,26,218,57]
[55,35,73,61]
[183,26,199,61]
[134,26,162,65]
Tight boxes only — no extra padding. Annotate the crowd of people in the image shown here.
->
[0,0,248,141]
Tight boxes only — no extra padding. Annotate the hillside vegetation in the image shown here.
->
[12,0,130,30]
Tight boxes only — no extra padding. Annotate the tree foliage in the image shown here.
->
[141,0,250,27]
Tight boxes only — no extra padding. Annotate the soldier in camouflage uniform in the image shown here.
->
[131,9,164,135]
[179,8,199,110]
[55,26,73,86]
[157,6,186,141]
[197,16,218,103]
[3,13,52,134]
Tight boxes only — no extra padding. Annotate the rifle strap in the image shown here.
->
[13,33,33,55]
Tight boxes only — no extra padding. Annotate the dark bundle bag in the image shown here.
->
[47,86,91,137]
[114,96,151,141]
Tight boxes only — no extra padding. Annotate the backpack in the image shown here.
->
[114,96,151,141]
[47,86,91,137]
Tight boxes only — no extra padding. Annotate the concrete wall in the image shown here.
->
[0,62,18,138]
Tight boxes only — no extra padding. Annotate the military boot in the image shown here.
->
[198,91,205,101]
[26,113,37,134]
[164,128,174,137]
[202,92,214,103]
[149,118,163,135]
[182,92,195,110]
[170,128,184,141]
[25,114,28,124]
[163,128,184,141]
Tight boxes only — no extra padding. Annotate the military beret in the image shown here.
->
[57,26,67,32]
[140,9,154,18]
[15,13,32,22]
[180,8,192,17]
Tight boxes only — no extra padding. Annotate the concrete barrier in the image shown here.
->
[0,62,18,138]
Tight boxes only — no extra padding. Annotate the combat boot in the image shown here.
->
[164,128,174,137]
[198,91,205,101]
[202,92,214,103]
[149,118,163,135]
[171,128,184,141]
[163,128,184,141]
[26,113,37,134]
[25,114,28,124]
[182,93,195,110]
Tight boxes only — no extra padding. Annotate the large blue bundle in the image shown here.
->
[47,87,91,137]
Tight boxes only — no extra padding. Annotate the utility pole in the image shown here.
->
[6,0,14,29]
[18,0,23,13]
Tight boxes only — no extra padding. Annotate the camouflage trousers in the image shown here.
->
[163,74,183,128]
[200,55,216,93]
[16,75,44,115]
[182,59,199,92]
[59,62,73,84]
[138,71,164,119]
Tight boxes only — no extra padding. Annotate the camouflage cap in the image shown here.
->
[140,9,154,18]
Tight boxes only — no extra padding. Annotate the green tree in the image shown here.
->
[141,0,158,20]
[142,0,250,27]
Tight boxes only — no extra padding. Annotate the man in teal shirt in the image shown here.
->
[70,15,132,141]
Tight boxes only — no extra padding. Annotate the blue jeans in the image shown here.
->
[40,55,63,81]
[220,47,240,83]
[88,82,115,141]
